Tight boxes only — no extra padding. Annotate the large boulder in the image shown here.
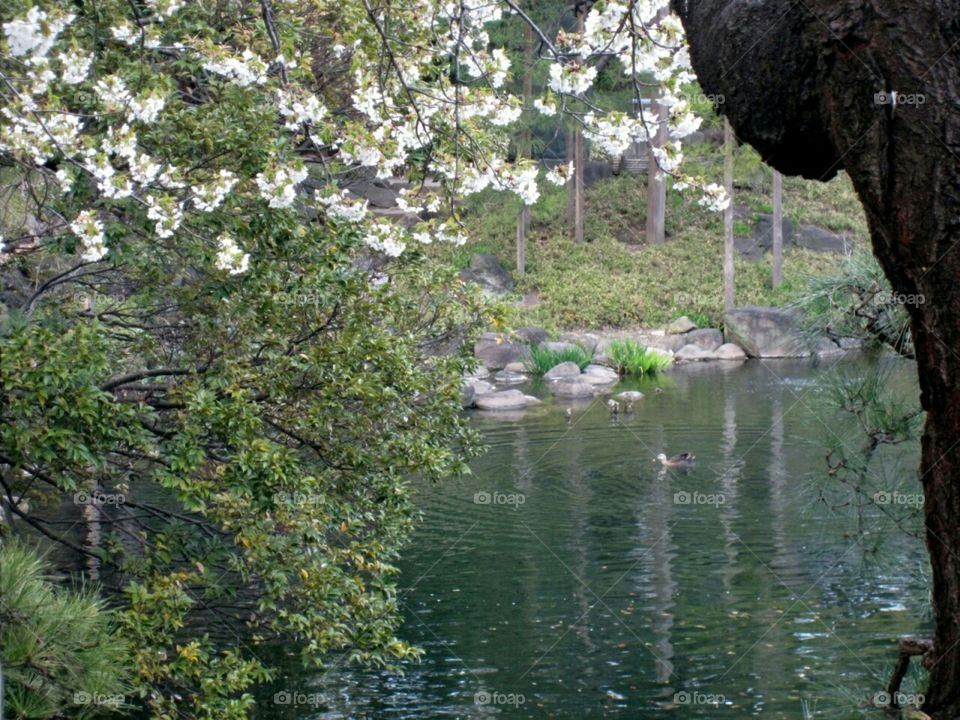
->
[461,382,476,409]
[666,316,698,334]
[797,224,849,253]
[475,390,532,411]
[551,378,596,398]
[464,366,489,380]
[460,254,514,296]
[465,379,495,395]
[714,343,748,360]
[675,344,715,362]
[723,306,809,358]
[515,326,550,346]
[543,362,583,381]
[542,341,583,354]
[815,337,844,357]
[584,364,619,380]
[494,369,528,384]
[644,329,722,353]
[581,366,619,387]
[474,332,531,370]
[560,332,600,353]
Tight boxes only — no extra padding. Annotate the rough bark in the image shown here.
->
[673,1,960,717]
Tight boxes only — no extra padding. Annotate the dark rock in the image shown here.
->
[797,224,849,253]
[735,214,847,262]
[460,254,514,295]
[346,180,399,209]
[460,382,476,409]
[474,333,531,370]
[516,326,549,346]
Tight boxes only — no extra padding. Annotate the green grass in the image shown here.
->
[607,339,672,376]
[525,343,594,375]
[431,142,869,331]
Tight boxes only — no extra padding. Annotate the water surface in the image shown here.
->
[259,357,929,719]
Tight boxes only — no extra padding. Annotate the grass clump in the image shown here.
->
[525,343,594,375]
[607,339,672,376]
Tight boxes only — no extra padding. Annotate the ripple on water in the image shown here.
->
[255,359,929,719]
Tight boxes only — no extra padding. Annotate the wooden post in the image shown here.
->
[565,126,576,227]
[646,100,668,244]
[516,205,529,275]
[571,7,586,243]
[772,169,784,289]
[516,22,534,274]
[573,128,584,243]
[724,117,735,311]
[644,4,671,246]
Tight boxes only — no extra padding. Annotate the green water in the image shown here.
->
[258,357,930,719]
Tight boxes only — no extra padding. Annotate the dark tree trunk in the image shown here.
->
[673,1,960,716]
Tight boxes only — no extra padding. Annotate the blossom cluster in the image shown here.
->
[0,0,716,278]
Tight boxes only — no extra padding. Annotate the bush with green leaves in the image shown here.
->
[0,540,132,718]
[607,339,672,376]
[0,1,493,716]
[525,343,594,375]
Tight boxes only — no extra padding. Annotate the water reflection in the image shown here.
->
[257,357,929,719]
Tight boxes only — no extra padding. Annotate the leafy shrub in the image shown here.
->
[525,343,594,375]
[607,339,672,376]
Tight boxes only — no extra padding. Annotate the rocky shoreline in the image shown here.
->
[464,305,862,413]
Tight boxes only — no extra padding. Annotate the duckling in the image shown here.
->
[565,407,573,420]
[625,401,635,414]
[654,452,696,468]
[607,399,620,415]
[655,387,664,394]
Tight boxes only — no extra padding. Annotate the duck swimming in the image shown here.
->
[655,452,695,467]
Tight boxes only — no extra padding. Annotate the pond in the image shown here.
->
[257,356,930,719]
